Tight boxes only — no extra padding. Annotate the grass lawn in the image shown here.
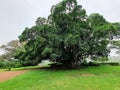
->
[0,66,120,90]
[0,63,49,72]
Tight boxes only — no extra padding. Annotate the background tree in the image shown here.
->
[0,40,24,70]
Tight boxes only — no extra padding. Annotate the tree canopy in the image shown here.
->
[0,40,24,61]
[16,0,120,68]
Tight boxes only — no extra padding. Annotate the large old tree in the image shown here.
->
[16,0,119,68]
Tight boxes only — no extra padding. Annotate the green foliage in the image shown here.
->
[100,62,120,66]
[1,60,22,70]
[12,61,22,68]
[0,61,4,68]
[3,60,15,71]
[16,0,120,68]
[92,56,108,62]
[111,40,120,48]
[0,40,25,69]
[88,13,107,27]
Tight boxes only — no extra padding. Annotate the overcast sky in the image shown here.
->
[0,0,120,45]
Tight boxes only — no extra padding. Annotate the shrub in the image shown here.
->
[3,61,15,70]
[0,61,4,68]
[13,61,22,68]
[2,60,22,70]
[109,62,120,66]
[100,62,120,66]
[20,60,38,66]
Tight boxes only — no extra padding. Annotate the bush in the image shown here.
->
[49,63,63,68]
[3,61,15,70]
[20,60,38,66]
[80,61,101,66]
[2,61,22,70]
[13,61,22,68]
[88,62,101,66]
[0,61,4,68]
[100,62,120,66]
[109,62,120,66]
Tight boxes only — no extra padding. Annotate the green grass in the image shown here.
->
[0,69,6,72]
[0,66,120,90]
[0,66,39,72]
[0,63,49,72]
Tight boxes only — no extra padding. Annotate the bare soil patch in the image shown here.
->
[0,70,28,82]
[68,73,96,77]
[81,74,96,77]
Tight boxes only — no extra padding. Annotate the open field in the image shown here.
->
[0,66,120,90]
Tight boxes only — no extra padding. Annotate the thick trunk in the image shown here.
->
[71,62,77,68]
[71,55,78,68]
[70,46,78,68]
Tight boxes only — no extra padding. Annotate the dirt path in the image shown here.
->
[0,70,29,82]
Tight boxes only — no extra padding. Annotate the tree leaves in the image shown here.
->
[16,0,120,68]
